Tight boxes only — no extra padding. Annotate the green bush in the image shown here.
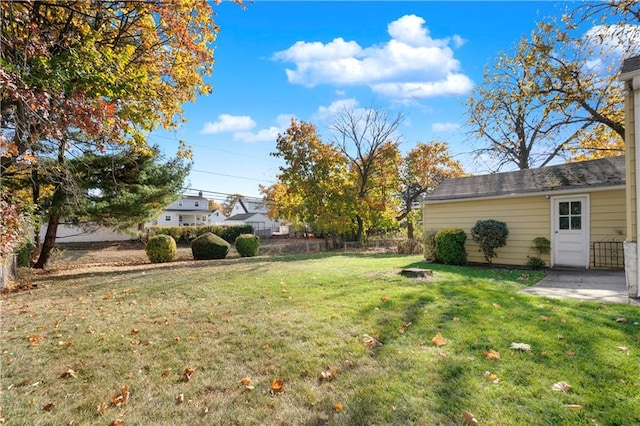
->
[531,237,551,255]
[235,234,260,257]
[435,228,467,265]
[470,219,509,264]
[526,256,546,270]
[423,229,437,261]
[145,235,177,263]
[191,232,230,260]
[147,224,253,245]
[16,242,34,267]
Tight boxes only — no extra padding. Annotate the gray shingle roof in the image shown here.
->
[621,55,640,75]
[426,156,625,201]
[226,213,260,221]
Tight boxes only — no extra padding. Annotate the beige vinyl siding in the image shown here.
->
[425,188,626,268]
[626,90,637,241]
[424,196,550,266]
[590,189,626,243]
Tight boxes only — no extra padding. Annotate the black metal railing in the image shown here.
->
[591,241,624,269]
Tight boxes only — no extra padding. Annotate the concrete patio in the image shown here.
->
[519,268,640,305]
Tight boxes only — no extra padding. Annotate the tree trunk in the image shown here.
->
[34,214,60,269]
[355,216,364,245]
[407,220,415,240]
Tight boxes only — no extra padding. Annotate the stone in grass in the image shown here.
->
[400,268,433,278]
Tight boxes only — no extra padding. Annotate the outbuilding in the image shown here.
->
[423,156,626,269]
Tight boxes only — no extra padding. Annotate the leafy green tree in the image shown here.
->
[34,147,189,268]
[261,119,353,244]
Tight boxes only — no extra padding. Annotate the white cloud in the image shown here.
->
[313,99,360,121]
[272,14,473,101]
[432,122,461,132]
[201,114,256,134]
[201,113,296,143]
[234,127,281,143]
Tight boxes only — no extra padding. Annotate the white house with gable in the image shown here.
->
[224,197,285,238]
[150,192,213,227]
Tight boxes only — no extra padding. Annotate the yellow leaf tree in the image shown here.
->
[398,141,464,239]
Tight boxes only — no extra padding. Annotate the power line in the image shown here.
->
[146,132,278,163]
[191,169,277,184]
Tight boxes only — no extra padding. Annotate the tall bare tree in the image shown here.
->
[330,106,403,243]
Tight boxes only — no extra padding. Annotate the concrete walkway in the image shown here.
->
[519,269,640,305]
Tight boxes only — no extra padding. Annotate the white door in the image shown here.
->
[552,196,589,268]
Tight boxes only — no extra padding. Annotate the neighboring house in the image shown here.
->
[149,192,210,227]
[423,156,626,269]
[208,209,227,224]
[225,197,283,238]
[620,55,640,299]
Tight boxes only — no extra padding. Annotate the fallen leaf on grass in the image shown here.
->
[334,402,344,412]
[42,402,55,411]
[183,367,196,382]
[431,333,447,347]
[175,393,184,404]
[111,420,125,426]
[453,317,460,322]
[28,334,45,346]
[484,371,500,383]
[363,334,383,349]
[319,367,338,382]
[380,295,389,302]
[563,404,582,411]
[60,369,77,379]
[130,329,140,334]
[270,378,284,394]
[540,315,551,321]
[462,410,478,425]
[617,346,630,352]
[97,402,108,415]
[482,349,501,360]
[111,385,130,407]
[161,369,170,377]
[262,343,270,350]
[240,377,255,390]
[552,381,571,392]
[510,342,532,351]
[398,321,412,334]
[492,303,500,308]
[616,317,627,323]
[566,350,575,357]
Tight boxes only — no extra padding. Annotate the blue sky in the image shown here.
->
[149,1,573,203]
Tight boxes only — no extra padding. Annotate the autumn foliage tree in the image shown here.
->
[1,1,233,267]
[330,106,403,243]
[261,119,352,244]
[468,3,639,169]
[397,142,464,239]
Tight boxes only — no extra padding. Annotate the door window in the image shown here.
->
[558,201,581,230]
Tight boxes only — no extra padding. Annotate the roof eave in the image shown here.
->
[424,184,625,204]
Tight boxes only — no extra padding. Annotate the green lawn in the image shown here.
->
[1,254,638,425]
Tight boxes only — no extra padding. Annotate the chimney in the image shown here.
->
[198,191,203,198]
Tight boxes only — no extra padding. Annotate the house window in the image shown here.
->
[178,200,183,206]
[179,215,183,222]
[558,201,581,230]
[195,201,200,207]
[165,216,171,221]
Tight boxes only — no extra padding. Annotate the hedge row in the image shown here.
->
[147,224,254,245]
